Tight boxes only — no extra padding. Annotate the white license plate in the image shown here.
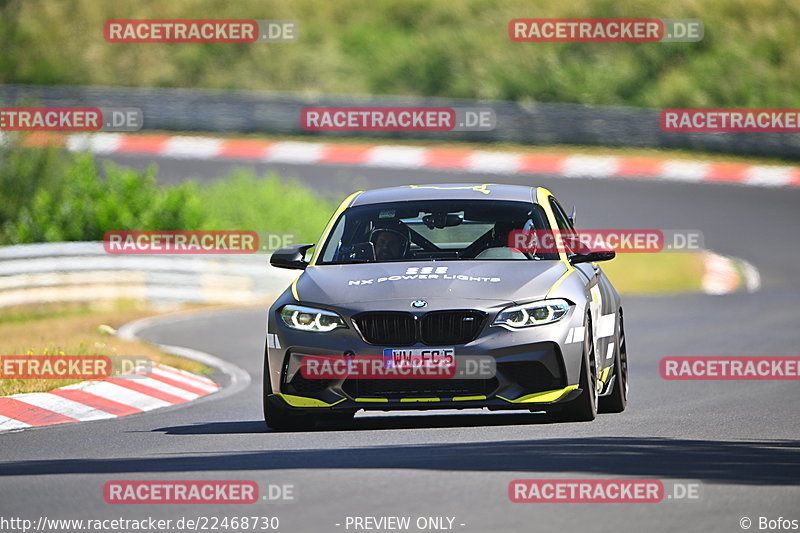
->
[383,348,455,368]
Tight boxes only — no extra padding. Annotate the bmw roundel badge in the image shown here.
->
[411,300,428,309]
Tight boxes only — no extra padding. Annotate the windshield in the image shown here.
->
[318,199,558,264]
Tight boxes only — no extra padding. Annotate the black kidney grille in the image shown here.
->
[354,312,416,345]
[421,310,485,345]
[354,310,485,345]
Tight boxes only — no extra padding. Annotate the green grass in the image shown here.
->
[198,171,336,243]
[0,0,797,108]
[602,252,705,294]
[0,304,214,396]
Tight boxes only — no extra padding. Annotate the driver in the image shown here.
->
[490,220,525,251]
[369,226,409,260]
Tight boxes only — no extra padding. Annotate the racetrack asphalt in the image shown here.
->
[0,155,797,533]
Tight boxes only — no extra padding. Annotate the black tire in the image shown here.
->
[599,313,628,414]
[557,316,598,422]
[264,394,315,431]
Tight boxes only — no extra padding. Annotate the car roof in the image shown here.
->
[350,184,540,206]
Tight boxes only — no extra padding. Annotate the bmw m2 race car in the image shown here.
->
[264,184,628,429]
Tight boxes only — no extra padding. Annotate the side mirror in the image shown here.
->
[570,250,615,265]
[270,244,314,270]
[568,206,577,226]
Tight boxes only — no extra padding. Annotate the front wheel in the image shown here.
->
[599,313,628,414]
[557,316,598,422]
[263,352,313,431]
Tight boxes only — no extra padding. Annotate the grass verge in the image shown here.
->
[602,252,705,295]
[0,302,214,396]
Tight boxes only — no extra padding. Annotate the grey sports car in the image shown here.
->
[264,183,628,430]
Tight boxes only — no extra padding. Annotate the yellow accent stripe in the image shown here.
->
[599,366,612,384]
[409,184,492,194]
[535,186,574,266]
[546,266,573,298]
[308,190,363,266]
[498,385,579,404]
[400,397,440,403]
[355,397,389,403]
[276,393,345,408]
[290,277,300,301]
[452,395,487,401]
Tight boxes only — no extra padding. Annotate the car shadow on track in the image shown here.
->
[1,437,798,485]
[151,411,559,434]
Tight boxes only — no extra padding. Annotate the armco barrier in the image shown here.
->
[0,242,298,308]
[1,85,798,159]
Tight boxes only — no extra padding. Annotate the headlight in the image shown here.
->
[280,305,347,332]
[492,299,571,328]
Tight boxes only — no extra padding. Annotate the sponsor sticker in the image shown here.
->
[348,267,501,285]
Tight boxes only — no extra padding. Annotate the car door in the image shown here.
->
[548,196,619,391]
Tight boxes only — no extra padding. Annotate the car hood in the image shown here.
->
[294,261,570,307]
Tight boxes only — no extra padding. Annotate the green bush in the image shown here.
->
[0,141,336,245]
[199,171,336,244]
[0,135,64,232]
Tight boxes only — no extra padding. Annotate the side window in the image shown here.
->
[321,214,346,262]
[548,196,579,254]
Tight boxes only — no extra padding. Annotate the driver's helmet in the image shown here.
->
[368,221,410,258]
[491,220,523,247]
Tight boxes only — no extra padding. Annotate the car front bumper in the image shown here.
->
[266,294,590,413]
